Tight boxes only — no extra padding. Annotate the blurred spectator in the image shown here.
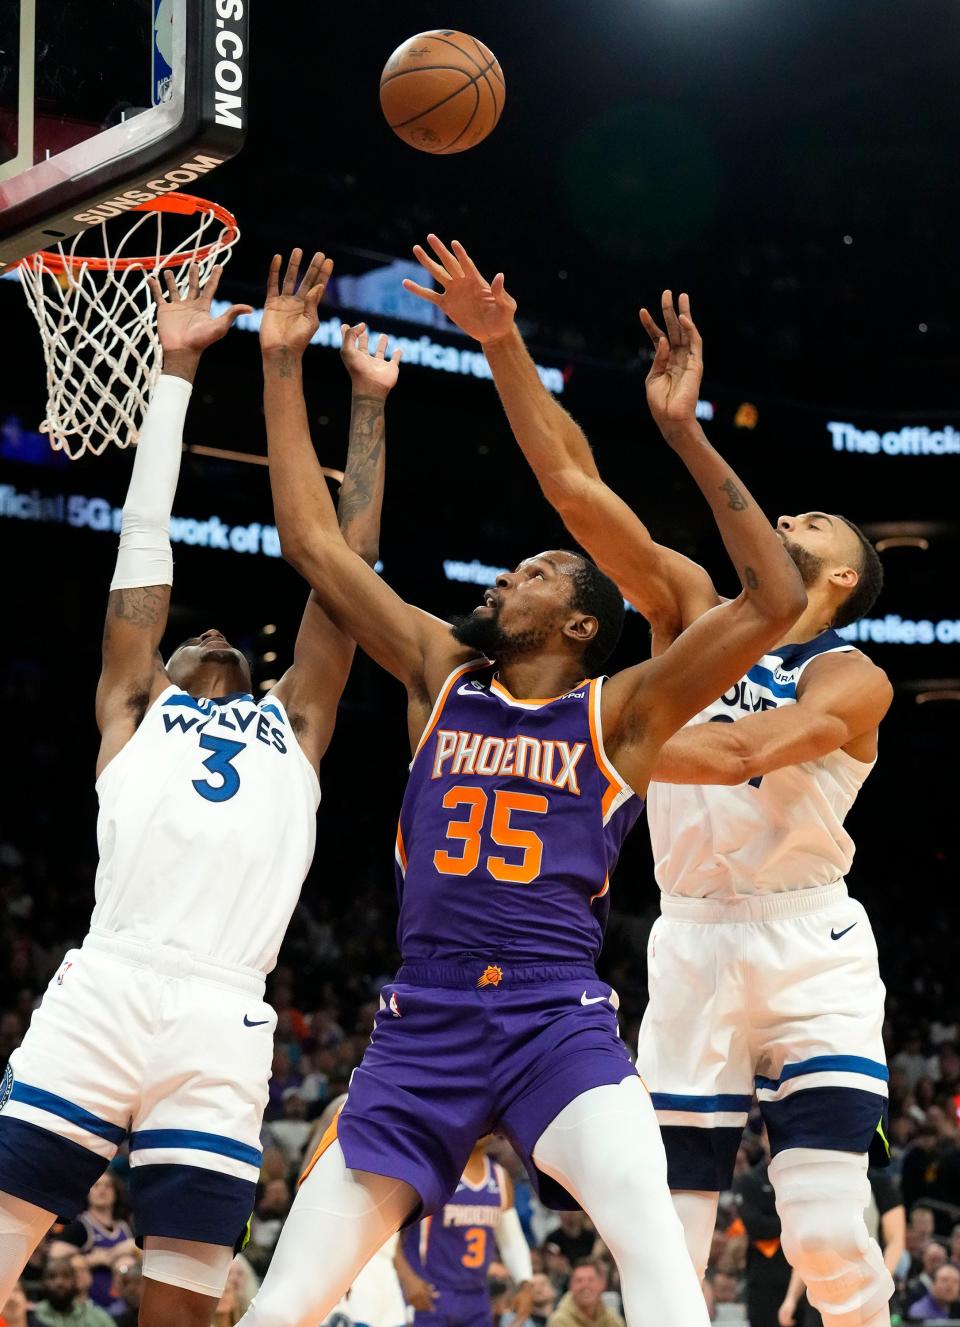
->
[268,1088,313,1170]
[66,1260,91,1310]
[510,1272,557,1327]
[213,1256,259,1327]
[33,1258,113,1327]
[546,1261,623,1327]
[542,1243,572,1296]
[542,1214,595,1267]
[106,1264,141,1327]
[893,1034,938,1091]
[266,1049,302,1119]
[0,1282,37,1327]
[711,1270,740,1306]
[904,1241,948,1308]
[50,1175,135,1310]
[907,1263,960,1320]
[246,1179,292,1274]
[734,1147,793,1327]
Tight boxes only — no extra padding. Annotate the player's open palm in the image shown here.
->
[403,234,517,344]
[149,263,253,356]
[260,249,334,358]
[639,290,704,430]
[340,322,403,397]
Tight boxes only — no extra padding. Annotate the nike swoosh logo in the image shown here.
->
[243,1015,270,1027]
[830,923,858,941]
[456,684,486,697]
[581,992,608,1006]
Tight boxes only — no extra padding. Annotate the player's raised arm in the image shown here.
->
[271,321,404,768]
[402,235,719,638]
[95,264,252,775]
[600,481,808,791]
[652,649,893,784]
[260,251,472,713]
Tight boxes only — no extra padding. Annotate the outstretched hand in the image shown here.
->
[402,235,516,345]
[340,322,403,398]
[639,291,704,430]
[148,263,252,357]
[260,249,334,358]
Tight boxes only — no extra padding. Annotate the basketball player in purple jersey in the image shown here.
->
[235,246,806,1327]
[414,243,894,1327]
[396,1142,533,1327]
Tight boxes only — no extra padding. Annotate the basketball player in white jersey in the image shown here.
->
[0,266,401,1327]
[411,245,893,1327]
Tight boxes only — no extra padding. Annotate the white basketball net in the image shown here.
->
[17,200,239,460]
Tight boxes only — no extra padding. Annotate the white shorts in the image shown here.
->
[0,929,276,1245]
[636,881,888,1191]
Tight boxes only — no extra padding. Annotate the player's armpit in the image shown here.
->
[652,651,893,784]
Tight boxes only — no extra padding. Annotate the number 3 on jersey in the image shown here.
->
[435,786,548,884]
[193,733,244,802]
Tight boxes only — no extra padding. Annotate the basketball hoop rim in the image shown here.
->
[16,194,239,274]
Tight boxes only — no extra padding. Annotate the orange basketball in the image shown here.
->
[380,30,505,155]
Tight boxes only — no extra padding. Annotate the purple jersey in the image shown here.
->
[402,1157,507,1291]
[395,664,643,965]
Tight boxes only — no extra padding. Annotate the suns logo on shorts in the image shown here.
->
[0,1064,12,1111]
[477,965,503,988]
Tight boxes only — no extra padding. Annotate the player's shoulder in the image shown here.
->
[797,645,893,714]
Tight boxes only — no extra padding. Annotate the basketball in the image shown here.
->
[380,30,505,155]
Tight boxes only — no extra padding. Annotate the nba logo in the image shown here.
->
[389,992,402,1018]
[56,961,72,986]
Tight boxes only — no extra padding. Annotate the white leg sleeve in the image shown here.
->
[237,1141,417,1327]
[142,1236,235,1297]
[110,373,192,591]
[532,1078,710,1326]
[0,1191,55,1305]
[671,1190,720,1282]
[771,1148,893,1327]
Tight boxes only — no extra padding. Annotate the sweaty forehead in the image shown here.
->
[515,550,581,576]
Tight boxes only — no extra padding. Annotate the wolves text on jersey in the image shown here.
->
[161,698,287,754]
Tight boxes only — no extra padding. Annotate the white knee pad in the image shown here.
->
[770,1149,893,1327]
[142,1236,235,1298]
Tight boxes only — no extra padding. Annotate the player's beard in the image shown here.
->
[449,604,550,663]
[781,537,825,587]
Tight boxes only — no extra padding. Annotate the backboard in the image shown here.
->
[0,0,248,268]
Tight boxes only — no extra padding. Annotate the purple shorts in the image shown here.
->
[338,960,636,1218]
[414,1288,493,1327]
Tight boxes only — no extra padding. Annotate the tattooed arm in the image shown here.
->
[270,319,405,770]
[95,266,252,776]
[335,321,401,567]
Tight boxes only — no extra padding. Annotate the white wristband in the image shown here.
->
[110,374,192,591]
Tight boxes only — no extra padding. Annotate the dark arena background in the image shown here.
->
[0,2,958,1325]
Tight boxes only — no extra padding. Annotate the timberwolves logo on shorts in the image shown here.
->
[0,1064,13,1111]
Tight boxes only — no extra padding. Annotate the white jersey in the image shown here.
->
[647,630,874,899]
[92,684,319,972]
